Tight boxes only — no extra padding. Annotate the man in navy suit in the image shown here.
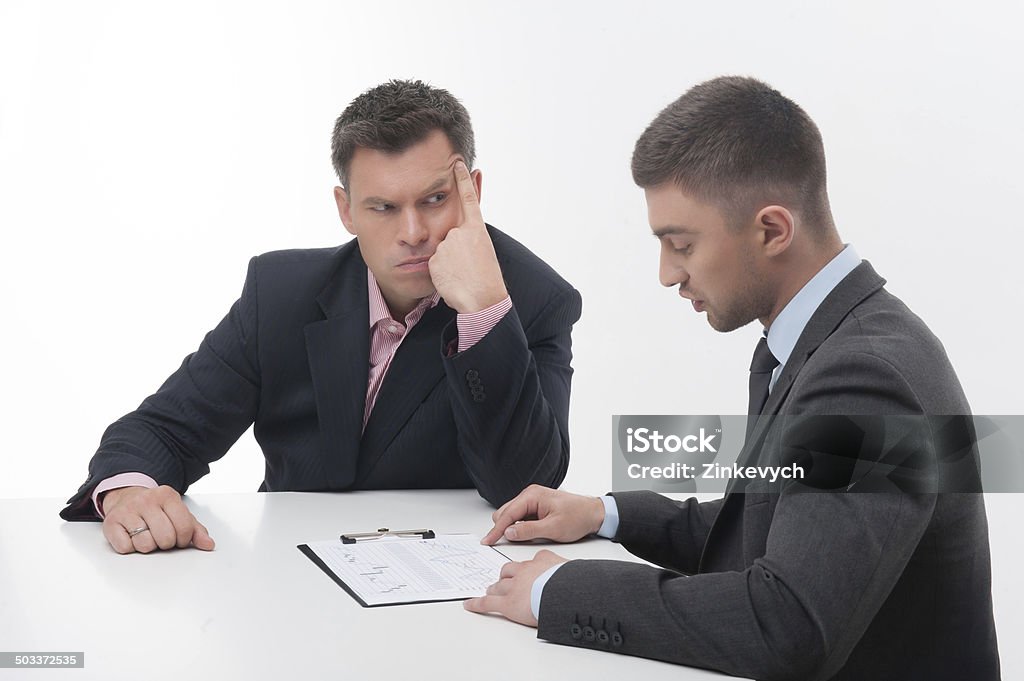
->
[61,80,582,557]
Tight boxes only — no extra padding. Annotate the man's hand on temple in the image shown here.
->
[428,160,508,314]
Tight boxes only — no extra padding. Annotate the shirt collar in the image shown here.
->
[366,269,440,329]
[766,244,861,370]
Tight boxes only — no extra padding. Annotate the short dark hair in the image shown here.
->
[632,76,833,232]
[331,79,475,188]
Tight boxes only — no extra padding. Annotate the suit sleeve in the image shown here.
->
[441,286,582,507]
[60,257,263,521]
[608,491,724,575]
[537,351,937,681]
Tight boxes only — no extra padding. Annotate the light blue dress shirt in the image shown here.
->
[530,245,862,620]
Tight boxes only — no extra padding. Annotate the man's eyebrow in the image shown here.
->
[360,176,453,206]
[420,176,451,195]
[651,225,698,237]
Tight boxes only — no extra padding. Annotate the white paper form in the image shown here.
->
[301,534,510,607]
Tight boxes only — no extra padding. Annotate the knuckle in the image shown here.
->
[157,486,178,502]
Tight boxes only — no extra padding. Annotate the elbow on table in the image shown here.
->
[474,435,569,508]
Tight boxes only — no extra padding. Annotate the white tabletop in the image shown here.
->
[0,491,747,680]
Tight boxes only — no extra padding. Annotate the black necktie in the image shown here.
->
[746,335,779,442]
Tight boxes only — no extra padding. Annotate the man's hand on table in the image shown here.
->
[465,485,607,626]
[101,485,215,554]
[481,484,606,545]
[463,549,567,627]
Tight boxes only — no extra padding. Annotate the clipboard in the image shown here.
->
[298,530,510,607]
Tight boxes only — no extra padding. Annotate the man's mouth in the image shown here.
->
[397,256,432,271]
[678,289,705,313]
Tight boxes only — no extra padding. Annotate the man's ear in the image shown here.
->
[470,168,483,204]
[334,186,356,236]
[755,205,795,257]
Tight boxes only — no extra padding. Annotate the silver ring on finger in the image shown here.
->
[128,526,150,538]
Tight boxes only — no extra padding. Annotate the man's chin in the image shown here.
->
[404,283,438,302]
[708,312,760,334]
[389,271,436,297]
[706,311,740,333]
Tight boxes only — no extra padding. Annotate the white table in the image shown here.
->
[0,491,747,680]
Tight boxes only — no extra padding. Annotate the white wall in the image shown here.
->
[2,0,1021,670]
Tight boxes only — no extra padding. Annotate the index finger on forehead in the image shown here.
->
[453,160,483,222]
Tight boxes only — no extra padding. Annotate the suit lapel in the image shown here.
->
[700,261,887,570]
[358,302,457,479]
[304,244,369,489]
[741,260,887,462]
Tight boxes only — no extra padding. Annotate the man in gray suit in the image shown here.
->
[464,77,1000,680]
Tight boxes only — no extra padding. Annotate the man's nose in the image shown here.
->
[399,209,429,246]
[659,249,686,288]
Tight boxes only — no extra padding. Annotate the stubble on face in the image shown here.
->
[704,239,774,333]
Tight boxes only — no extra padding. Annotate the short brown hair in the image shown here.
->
[632,76,833,231]
[331,79,475,188]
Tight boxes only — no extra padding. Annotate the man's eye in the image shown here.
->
[370,204,393,213]
[424,193,447,205]
[662,239,691,254]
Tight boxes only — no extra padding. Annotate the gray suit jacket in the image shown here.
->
[538,262,999,680]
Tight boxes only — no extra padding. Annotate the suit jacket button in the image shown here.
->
[597,630,609,645]
[583,626,595,642]
[570,624,582,640]
[611,632,623,647]
[466,369,479,381]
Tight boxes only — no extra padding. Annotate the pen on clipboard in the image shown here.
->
[340,527,436,544]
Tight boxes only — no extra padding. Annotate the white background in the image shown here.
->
[1,0,1021,673]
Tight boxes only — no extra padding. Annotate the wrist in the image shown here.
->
[455,284,509,314]
[589,496,606,535]
[99,486,137,514]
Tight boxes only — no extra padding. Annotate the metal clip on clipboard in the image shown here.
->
[339,527,436,544]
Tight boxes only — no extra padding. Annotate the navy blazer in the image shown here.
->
[62,226,582,519]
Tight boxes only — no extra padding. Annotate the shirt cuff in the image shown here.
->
[597,495,620,539]
[91,473,159,518]
[455,296,512,354]
[531,562,565,621]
